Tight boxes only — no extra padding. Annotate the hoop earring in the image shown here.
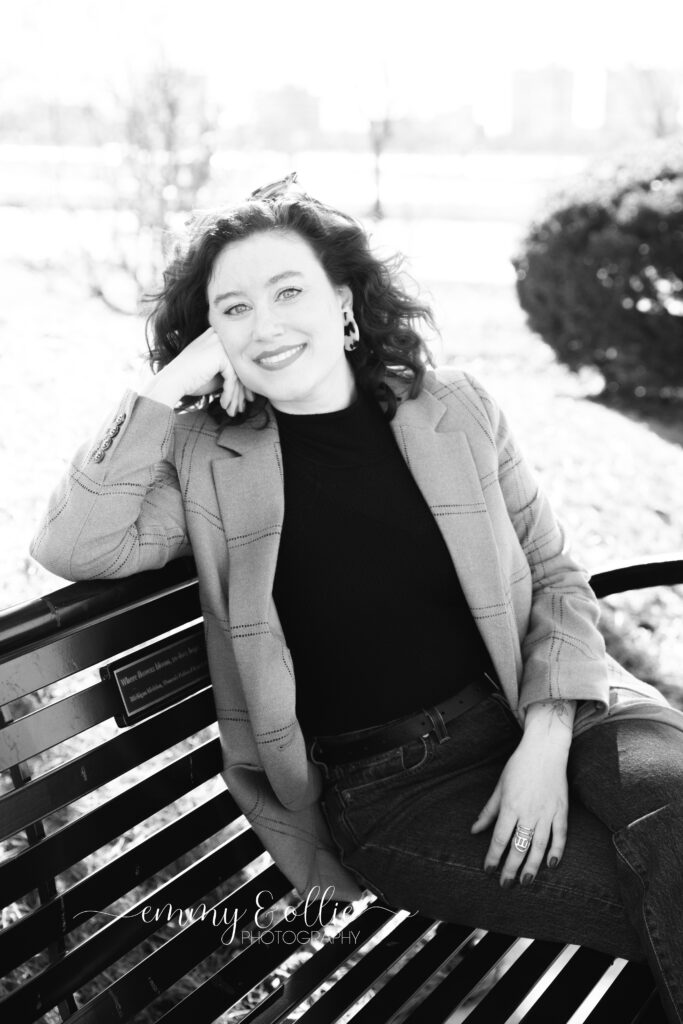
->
[343,311,360,352]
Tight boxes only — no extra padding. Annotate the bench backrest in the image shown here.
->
[2,555,679,1023]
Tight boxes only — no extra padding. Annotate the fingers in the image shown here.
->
[202,374,226,395]
[545,810,567,870]
[483,806,518,877]
[502,821,550,887]
[471,785,501,835]
[221,377,242,417]
[190,327,256,414]
[220,376,254,417]
[482,814,566,888]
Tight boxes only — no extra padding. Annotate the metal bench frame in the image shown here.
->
[1,554,681,1024]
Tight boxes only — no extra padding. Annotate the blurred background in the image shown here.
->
[2,0,683,701]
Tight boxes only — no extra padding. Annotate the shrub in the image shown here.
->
[513,140,683,399]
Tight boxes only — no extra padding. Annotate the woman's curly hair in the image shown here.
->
[146,190,437,424]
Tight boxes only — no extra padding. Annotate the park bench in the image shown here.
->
[1,554,682,1024]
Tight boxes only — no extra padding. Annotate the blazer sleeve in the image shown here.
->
[463,372,610,716]
[29,388,193,581]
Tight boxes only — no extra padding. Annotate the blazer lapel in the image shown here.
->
[211,436,284,638]
[211,418,284,639]
[390,387,520,694]
[211,417,312,806]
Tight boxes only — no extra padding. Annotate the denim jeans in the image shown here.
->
[309,693,683,1024]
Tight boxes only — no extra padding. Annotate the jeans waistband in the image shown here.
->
[310,671,499,765]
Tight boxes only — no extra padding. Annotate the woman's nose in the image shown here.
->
[251,303,284,340]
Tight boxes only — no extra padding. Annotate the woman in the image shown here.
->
[30,177,683,1021]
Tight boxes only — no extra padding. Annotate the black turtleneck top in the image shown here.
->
[272,386,497,738]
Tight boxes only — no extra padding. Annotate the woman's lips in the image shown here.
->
[255,343,306,371]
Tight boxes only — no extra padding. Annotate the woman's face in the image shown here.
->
[207,230,356,415]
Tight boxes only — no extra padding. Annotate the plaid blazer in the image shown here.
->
[30,366,682,902]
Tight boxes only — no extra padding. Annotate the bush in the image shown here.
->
[513,140,683,400]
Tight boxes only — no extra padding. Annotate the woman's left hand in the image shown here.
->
[470,730,570,887]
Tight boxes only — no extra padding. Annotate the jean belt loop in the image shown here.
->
[424,705,450,744]
[309,738,327,777]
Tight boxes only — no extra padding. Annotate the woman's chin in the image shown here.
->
[254,372,313,406]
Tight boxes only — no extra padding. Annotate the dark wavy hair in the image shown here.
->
[145,190,436,424]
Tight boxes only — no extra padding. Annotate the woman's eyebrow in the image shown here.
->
[213,271,304,306]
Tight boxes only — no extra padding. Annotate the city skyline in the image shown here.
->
[4,0,683,137]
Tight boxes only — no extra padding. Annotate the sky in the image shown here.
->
[4,0,683,132]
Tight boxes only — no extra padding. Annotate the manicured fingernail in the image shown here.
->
[549,857,559,869]
[521,872,534,886]
[501,877,514,889]
[484,864,496,875]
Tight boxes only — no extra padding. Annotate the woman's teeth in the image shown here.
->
[258,344,305,368]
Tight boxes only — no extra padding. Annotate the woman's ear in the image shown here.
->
[337,284,353,313]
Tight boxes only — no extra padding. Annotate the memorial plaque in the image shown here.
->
[101,624,210,727]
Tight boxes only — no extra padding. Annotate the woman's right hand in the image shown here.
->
[139,327,254,416]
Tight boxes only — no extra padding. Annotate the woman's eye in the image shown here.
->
[224,303,249,316]
[278,287,301,300]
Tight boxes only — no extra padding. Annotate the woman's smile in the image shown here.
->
[255,342,307,370]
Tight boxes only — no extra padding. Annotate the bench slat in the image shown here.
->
[1,615,211,767]
[346,923,480,1024]
[387,929,516,1024]
[154,888,374,1024]
[0,688,216,840]
[0,789,241,971]
[61,865,290,1024]
[0,681,122,770]
[0,828,265,1023]
[157,877,339,1024]
[0,560,198,657]
[0,590,201,701]
[461,938,565,1023]
[0,738,222,906]
[303,919,475,1024]
[238,905,405,1024]
[515,945,615,1023]
[582,961,661,1023]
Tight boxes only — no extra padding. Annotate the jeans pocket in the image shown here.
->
[331,734,432,797]
[319,788,395,906]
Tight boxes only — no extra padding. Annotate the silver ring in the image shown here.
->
[513,824,535,853]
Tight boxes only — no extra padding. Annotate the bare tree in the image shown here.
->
[369,116,393,220]
[85,64,215,314]
[631,67,681,139]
